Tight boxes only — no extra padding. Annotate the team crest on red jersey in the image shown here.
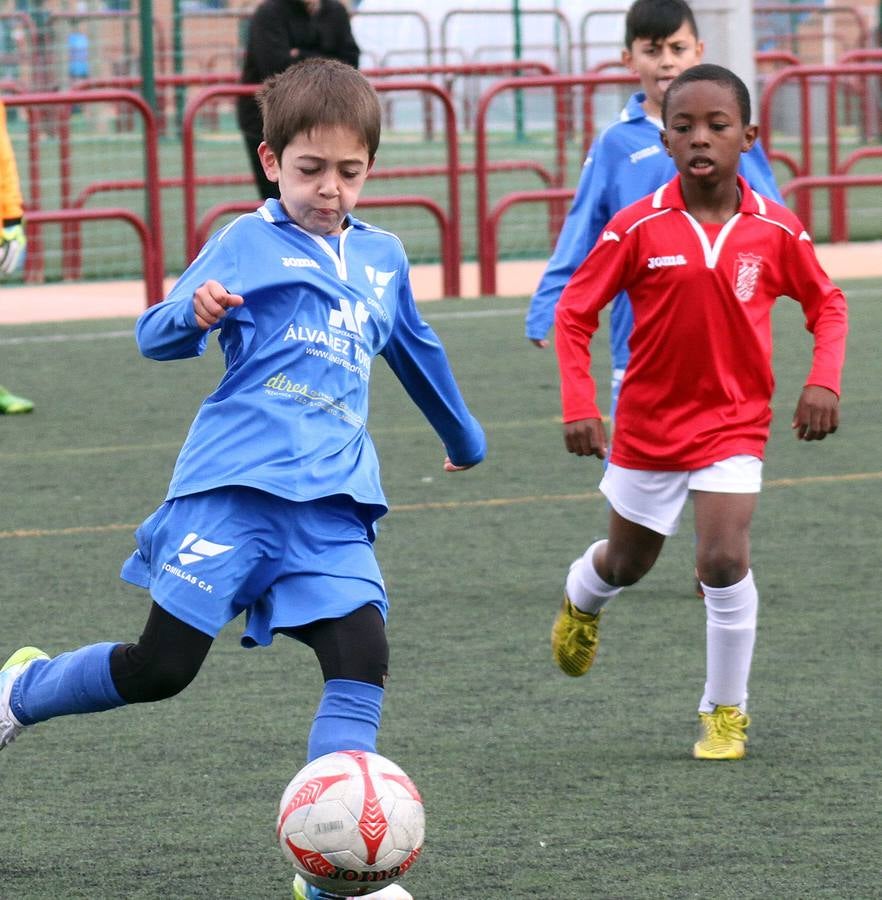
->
[733,252,762,302]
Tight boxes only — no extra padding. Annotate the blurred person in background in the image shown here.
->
[237,0,360,199]
[0,99,33,415]
[67,22,90,82]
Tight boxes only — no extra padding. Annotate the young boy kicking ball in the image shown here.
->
[551,64,847,760]
[1,59,484,900]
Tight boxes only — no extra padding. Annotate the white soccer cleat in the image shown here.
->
[293,875,413,899]
[368,887,413,900]
[0,647,49,750]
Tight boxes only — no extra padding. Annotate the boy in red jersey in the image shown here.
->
[550,64,847,760]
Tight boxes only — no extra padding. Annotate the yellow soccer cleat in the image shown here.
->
[551,595,602,677]
[692,705,750,760]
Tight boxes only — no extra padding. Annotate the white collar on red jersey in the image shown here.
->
[651,175,766,215]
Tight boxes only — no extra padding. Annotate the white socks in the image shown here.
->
[699,569,758,713]
[567,544,758,713]
[566,540,622,616]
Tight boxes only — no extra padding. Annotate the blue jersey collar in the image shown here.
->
[622,91,663,129]
[623,91,648,123]
[258,199,360,235]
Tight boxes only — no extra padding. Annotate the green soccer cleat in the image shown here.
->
[292,875,413,900]
[0,386,34,415]
[692,705,750,760]
[0,646,49,749]
[551,595,602,677]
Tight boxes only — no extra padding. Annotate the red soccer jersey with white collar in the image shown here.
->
[555,175,848,471]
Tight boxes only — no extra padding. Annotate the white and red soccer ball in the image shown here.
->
[277,750,425,896]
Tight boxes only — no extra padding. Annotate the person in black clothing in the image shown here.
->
[237,0,360,199]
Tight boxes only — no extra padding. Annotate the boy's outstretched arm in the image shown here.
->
[792,385,839,441]
[381,276,485,472]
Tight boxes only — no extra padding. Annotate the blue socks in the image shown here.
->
[307,678,384,762]
[12,651,384,762]
[12,642,125,725]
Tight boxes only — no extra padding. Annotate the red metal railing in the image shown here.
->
[47,11,169,78]
[837,48,882,140]
[364,61,554,133]
[6,55,882,299]
[0,89,163,303]
[72,71,244,135]
[475,72,640,294]
[781,174,882,241]
[755,50,801,68]
[760,62,882,239]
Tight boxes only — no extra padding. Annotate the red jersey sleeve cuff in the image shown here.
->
[561,401,602,423]
[804,376,841,398]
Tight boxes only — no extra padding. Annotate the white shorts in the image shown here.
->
[599,455,763,536]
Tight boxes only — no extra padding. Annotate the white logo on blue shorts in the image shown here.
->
[177,532,234,566]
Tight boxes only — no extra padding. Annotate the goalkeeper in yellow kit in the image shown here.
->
[0,99,34,414]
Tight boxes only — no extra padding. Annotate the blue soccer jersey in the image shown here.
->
[135,200,486,520]
[526,91,783,370]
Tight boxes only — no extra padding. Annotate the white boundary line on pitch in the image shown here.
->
[0,288,868,347]
[0,307,531,346]
[1,470,880,540]
[0,329,134,346]
[0,414,568,463]
[0,285,876,345]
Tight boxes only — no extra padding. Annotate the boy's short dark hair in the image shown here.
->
[624,0,698,47]
[661,63,751,125]
[257,58,381,161]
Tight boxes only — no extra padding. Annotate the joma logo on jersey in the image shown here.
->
[647,254,687,269]
[281,257,319,268]
[329,298,370,336]
[733,252,762,302]
[630,145,661,164]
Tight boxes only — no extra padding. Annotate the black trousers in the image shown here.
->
[109,602,388,704]
[242,131,281,201]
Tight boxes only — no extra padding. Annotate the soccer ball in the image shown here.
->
[277,750,425,896]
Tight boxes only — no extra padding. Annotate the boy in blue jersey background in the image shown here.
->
[526,0,781,423]
[0,60,484,899]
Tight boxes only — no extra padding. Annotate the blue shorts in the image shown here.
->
[120,487,388,647]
